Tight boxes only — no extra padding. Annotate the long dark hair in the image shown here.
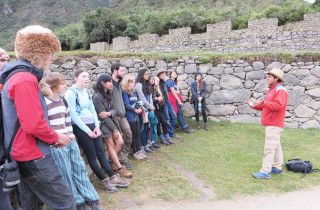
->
[94,74,112,101]
[169,70,178,84]
[136,68,151,95]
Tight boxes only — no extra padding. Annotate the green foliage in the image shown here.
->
[55,23,87,50]
[83,9,127,43]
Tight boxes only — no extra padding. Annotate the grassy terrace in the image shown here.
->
[7,51,320,64]
[91,121,320,209]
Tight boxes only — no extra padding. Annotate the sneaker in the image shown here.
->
[167,139,175,145]
[144,145,153,153]
[204,123,208,131]
[133,152,145,160]
[123,161,134,170]
[197,122,200,129]
[160,139,170,145]
[153,143,161,149]
[271,167,282,175]
[117,167,133,178]
[101,178,118,192]
[110,174,129,188]
[252,172,271,179]
[183,127,195,133]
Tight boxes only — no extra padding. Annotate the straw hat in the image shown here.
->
[265,68,284,83]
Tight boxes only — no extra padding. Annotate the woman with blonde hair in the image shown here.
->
[122,75,146,160]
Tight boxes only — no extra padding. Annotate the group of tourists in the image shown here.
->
[0,25,211,210]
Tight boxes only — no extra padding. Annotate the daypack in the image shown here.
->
[0,64,37,164]
[285,158,320,174]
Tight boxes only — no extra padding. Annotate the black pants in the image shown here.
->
[73,124,114,180]
[155,109,168,136]
[193,100,208,123]
[129,120,142,153]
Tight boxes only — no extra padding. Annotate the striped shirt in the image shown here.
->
[45,97,73,135]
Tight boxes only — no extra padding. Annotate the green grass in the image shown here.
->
[90,152,201,209]
[163,121,320,199]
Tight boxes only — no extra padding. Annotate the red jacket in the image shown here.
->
[253,83,288,128]
[8,72,58,161]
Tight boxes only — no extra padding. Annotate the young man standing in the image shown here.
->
[1,25,75,209]
[110,62,134,169]
[248,68,288,179]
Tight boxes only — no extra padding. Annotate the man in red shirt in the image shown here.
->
[1,25,75,209]
[248,68,288,179]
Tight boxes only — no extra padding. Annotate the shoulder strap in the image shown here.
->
[61,96,68,108]
[68,88,80,108]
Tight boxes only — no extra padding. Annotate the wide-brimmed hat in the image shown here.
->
[265,68,284,82]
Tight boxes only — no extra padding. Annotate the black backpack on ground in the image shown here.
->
[286,158,320,174]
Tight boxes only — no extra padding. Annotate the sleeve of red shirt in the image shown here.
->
[8,73,58,144]
[253,101,263,110]
[261,90,288,111]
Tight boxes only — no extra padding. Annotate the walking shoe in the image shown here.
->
[252,172,271,179]
[122,161,134,170]
[117,167,133,178]
[140,146,147,155]
[167,139,175,145]
[110,174,129,188]
[153,143,161,149]
[183,127,195,133]
[160,139,170,145]
[204,123,208,131]
[197,122,200,129]
[271,167,282,175]
[133,151,145,160]
[101,178,118,192]
[144,145,153,153]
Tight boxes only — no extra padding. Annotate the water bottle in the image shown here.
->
[198,101,202,111]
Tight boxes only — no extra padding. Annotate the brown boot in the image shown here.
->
[116,166,133,178]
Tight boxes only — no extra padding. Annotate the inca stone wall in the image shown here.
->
[90,13,320,53]
[51,56,320,129]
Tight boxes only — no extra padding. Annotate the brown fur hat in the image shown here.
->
[15,25,61,68]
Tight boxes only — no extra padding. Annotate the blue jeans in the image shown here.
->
[18,153,76,210]
[177,104,189,130]
[163,102,177,137]
[0,179,12,210]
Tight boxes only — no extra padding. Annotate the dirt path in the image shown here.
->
[173,163,215,201]
[126,187,320,210]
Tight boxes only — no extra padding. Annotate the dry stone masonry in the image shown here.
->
[90,13,320,53]
[51,57,320,129]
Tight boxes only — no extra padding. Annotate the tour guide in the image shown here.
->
[248,68,288,179]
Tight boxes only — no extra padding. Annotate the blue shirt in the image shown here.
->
[122,91,139,122]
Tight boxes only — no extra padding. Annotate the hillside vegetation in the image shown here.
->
[1,0,320,50]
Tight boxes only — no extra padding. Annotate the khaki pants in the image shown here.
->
[113,116,133,163]
[260,126,284,173]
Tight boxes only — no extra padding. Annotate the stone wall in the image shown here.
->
[51,56,320,129]
[90,13,320,53]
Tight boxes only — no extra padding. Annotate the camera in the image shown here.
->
[134,101,148,112]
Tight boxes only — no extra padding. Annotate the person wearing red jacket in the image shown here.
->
[1,25,76,209]
[247,68,288,179]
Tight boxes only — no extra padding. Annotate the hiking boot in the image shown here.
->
[110,174,129,188]
[122,161,134,170]
[197,122,200,129]
[252,172,271,179]
[183,127,195,133]
[167,138,175,145]
[101,178,118,192]
[271,167,282,175]
[133,151,145,160]
[144,145,153,153]
[153,143,161,149]
[117,167,133,178]
[204,123,208,131]
[160,139,170,145]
